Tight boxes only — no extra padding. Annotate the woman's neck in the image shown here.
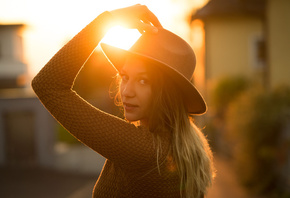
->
[140,119,149,127]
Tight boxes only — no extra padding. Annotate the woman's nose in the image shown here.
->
[122,82,135,98]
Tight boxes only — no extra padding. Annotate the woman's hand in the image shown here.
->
[110,4,163,34]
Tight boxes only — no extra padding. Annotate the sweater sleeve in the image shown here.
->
[31,11,159,170]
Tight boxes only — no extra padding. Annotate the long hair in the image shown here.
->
[113,61,214,198]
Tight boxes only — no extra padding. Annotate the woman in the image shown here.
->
[32,5,214,198]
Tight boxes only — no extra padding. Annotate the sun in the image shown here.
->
[101,26,141,50]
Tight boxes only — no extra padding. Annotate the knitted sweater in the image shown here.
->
[32,11,181,197]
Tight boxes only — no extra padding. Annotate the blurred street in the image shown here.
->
[0,154,258,198]
[207,155,259,198]
[0,165,97,198]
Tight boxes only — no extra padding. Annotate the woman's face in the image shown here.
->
[119,57,153,125]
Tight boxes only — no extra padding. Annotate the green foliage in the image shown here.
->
[209,76,290,196]
[225,85,290,196]
[205,76,251,153]
[212,76,250,115]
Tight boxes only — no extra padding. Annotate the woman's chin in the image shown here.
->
[124,113,148,125]
[124,115,139,123]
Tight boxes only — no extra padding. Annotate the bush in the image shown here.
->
[212,76,250,116]
[225,85,290,197]
[206,76,251,153]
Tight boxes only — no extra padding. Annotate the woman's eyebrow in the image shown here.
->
[120,69,148,76]
[137,71,148,76]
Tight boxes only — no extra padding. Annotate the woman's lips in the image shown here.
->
[123,102,138,111]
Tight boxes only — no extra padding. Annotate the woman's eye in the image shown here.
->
[139,79,149,85]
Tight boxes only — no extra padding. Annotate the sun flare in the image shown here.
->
[0,0,208,75]
[101,26,141,50]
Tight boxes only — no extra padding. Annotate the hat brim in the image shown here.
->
[100,43,207,115]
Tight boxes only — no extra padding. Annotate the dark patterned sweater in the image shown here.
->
[32,11,182,197]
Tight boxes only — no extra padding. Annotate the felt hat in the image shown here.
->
[100,28,207,115]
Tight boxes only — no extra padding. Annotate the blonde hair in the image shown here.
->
[148,70,214,198]
[114,62,214,198]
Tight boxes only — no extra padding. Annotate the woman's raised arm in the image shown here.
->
[31,6,166,170]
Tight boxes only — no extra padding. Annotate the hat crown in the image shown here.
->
[129,29,196,81]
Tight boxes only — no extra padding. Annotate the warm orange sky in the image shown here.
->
[0,0,207,76]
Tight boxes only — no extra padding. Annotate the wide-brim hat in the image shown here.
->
[100,28,207,115]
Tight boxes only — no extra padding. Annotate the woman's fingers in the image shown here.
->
[141,8,163,28]
[110,4,162,33]
[136,20,159,34]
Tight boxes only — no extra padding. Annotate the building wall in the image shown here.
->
[268,0,290,88]
[0,25,27,88]
[204,16,264,89]
[0,95,56,167]
[0,25,26,76]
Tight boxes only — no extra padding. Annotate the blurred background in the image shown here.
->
[0,0,289,197]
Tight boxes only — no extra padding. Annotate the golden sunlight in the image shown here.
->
[0,0,208,76]
[191,19,206,95]
[191,19,204,49]
[101,26,141,50]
